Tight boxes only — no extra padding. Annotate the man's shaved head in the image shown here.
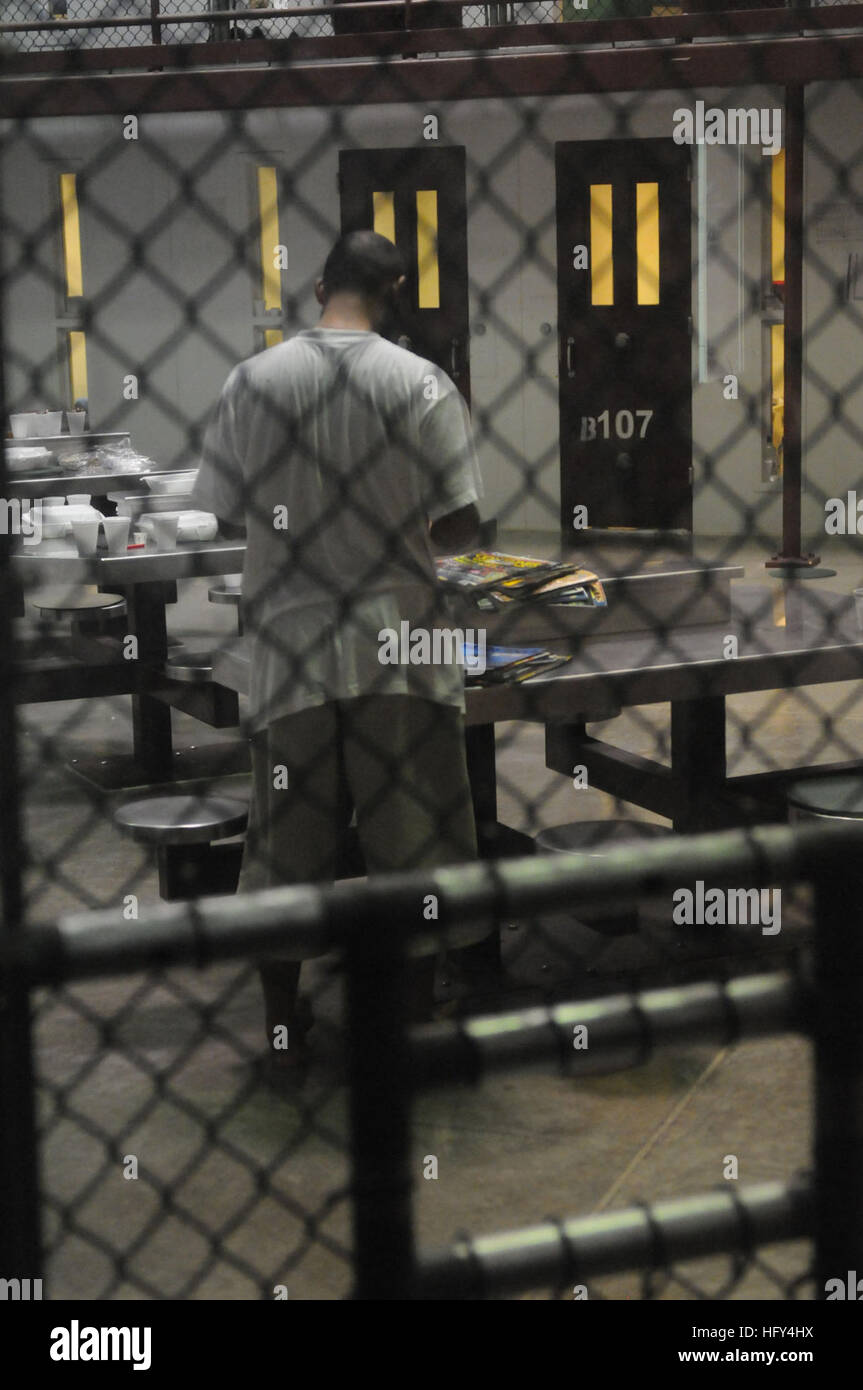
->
[320,230,406,302]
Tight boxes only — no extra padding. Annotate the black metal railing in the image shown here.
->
[2,821,862,1297]
[1,1,857,64]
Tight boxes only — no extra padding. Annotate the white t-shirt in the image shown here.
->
[191,328,483,730]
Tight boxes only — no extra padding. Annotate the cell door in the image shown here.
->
[556,139,693,534]
[339,147,470,405]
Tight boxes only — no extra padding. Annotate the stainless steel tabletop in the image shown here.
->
[463,583,863,724]
[13,536,246,587]
[210,584,863,727]
[5,470,174,499]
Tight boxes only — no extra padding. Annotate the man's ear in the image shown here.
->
[314,279,327,306]
[385,275,406,306]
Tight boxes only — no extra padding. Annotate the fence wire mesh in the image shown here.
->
[2,2,863,1305]
[0,0,826,56]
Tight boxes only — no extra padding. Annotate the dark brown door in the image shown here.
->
[339,147,470,405]
[556,139,692,534]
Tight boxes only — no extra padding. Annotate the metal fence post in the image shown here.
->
[345,897,416,1300]
[813,855,863,1298]
[208,0,231,43]
[767,83,819,570]
[0,189,41,1285]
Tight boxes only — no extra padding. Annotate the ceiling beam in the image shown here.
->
[4,29,863,118]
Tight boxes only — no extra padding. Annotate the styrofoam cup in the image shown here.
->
[67,494,91,506]
[34,412,63,437]
[71,519,100,557]
[102,516,131,555]
[151,514,179,550]
[66,411,86,435]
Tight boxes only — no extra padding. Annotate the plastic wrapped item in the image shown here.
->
[65,441,161,477]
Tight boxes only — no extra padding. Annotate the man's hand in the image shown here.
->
[429,502,480,555]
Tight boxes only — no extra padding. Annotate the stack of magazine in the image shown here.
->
[461,643,572,686]
[435,550,607,612]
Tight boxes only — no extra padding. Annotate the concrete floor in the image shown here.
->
[18,532,863,1299]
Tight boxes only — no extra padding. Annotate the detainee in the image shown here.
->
[191,230,484,1079]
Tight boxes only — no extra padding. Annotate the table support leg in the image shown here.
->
[670,696,727,832]
[123,583,174,783]
[459,723,502,982]
[466,723,497,853]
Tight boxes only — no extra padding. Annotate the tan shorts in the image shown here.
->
[240,694,477,894]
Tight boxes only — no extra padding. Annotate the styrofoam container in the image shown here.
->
[140,510,217,543]
[139,510,184,528]
[5,445,53,473]
[6,445,51,462]
[117,493,194,519]
[144,471,199,495]
[38,504,102,539]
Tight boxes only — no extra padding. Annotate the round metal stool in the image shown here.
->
[534,820,672,935]
[787,774,863,822]
[164,647,215,684]
[34,589,126,630]
[208,579,243,634]
[208,583,242,607]
[114,794,248,900]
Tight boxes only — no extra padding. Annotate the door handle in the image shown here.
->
[565,336,575,378]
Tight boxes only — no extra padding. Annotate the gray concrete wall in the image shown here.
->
[2,83,858,540]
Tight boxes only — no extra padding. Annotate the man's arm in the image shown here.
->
[429,502,480,555]
[420,375,483,554]
[191,364,247,528]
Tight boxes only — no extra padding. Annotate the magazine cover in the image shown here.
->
[461,642,572,685]
[435,550,562,592]
[437,551,607,610]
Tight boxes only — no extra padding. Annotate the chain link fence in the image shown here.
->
[3,3,863,1302]
[0,0,818,56]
